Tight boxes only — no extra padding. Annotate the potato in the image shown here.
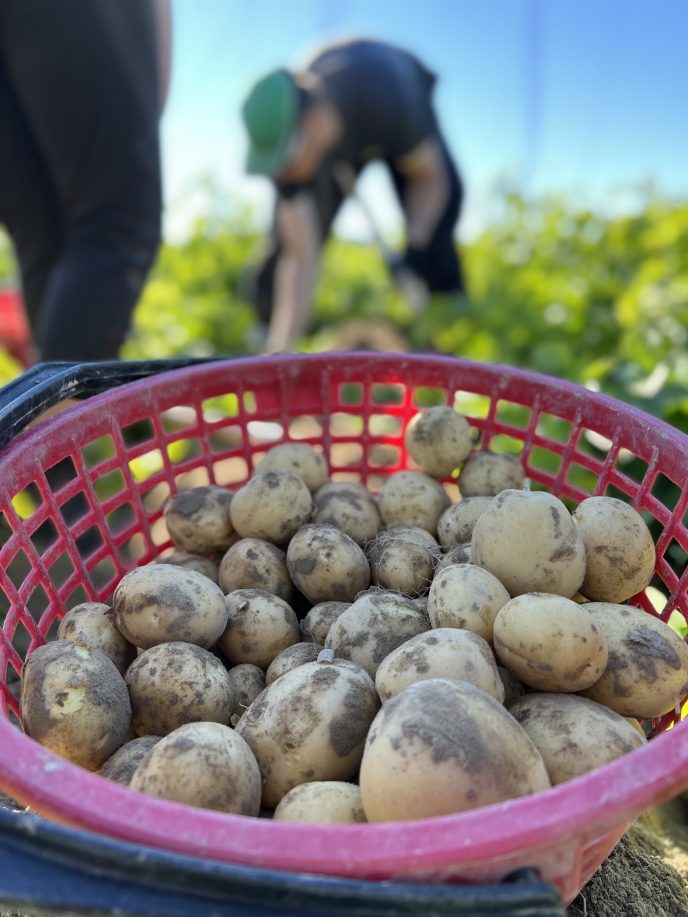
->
[579,603,688,718]
[493,593,608,692]
[471,489,586,598]
[236,657,380,807]
[436,542,472,572]
[256,443,328,493]
[21,641,131,771]
[375,629,505,703]
[458,451,526,497]
[300,602,350,644]
[572,497,656,602]
[437,497,492,549]
[218,538,293,601]
[404,406,473,478]
[311,482,382,544]
[377,471,451,536]
[229,470,312,544]
[273,781,366,823]
[113,563,228,650]
[266,642,323,685]
[286,524,370,604]
[325,592,430,678]
[57,602,135,675]
[428,563,511,645]
[224,664,265,722]
[509,693,647,785]
[498,665,527,707]
[218,589,300,669]
[154,550,220,584]
[99,736,161,786]
[163,485,237,554]
[359,679,550,821]
[130,722,261,815]
[125,642,233,736]
[366,526,439,597]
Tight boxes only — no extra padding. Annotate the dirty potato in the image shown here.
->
[325,592,430,678]
[21,641,131,771]
[458,451,526,497]
[218,538,293,601]
[99,736,161,786]
[366,526,440,597]
[375,629,505,703]
[436,542,472,572]
[125,642,233,736]
[229,471,312,544]
[437,497,493,550]
[163,485,237,555]
[471,489,586,598]
[311,482,382,545]
[377,471,451,536]
[286,524,370,604]
[130,722,261,815]
[404,406,473,478]
[300,602,350,644]
[57,602,135,675]
[428,563,511,645]
[509,693,647,785]
[580,603,688,718]
[236,657,380,807]
[493,594,608,692]
[256,443,328,493]
[154,550,220,584]
[359,679,550,821]
[572,497,656,602]
[227,663,266,721]
[273,781,366,824]
[113,563,228,650]
[266,642,323,685]
[218,589,300,669]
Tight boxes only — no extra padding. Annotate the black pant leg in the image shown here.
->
[0,0,162,361]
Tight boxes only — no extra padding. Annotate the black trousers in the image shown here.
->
[0,0,162,361]
[252,134,466,326]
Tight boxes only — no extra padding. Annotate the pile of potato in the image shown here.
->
[20,405,688,825]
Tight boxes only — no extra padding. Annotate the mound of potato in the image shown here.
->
[18,430,688,828]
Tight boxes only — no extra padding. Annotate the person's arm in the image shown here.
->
[265,194,320,353]
[395,137,449,248]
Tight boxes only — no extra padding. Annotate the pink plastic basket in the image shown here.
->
[1,352,687,907]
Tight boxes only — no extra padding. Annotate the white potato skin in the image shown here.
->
[375,629,505,703]
[218,589,300,669]
[236,659,380,807]
[366,527,439,597]
[458,451,526,497]
[311,482,382,545]
[226,664,266,720]
[493,593,608,692]
[580,603,688,718]
[377,471,451,536]
[21,641,131,771]
[229,471,313,544]
[359,679,550,822]
[99,736,161,786]
[113,564,228,650]
[163,485,237,554]
[57,602,135,675]
[509,693,646,785]
[130,722,261,815]
[572,497,656,602]
[437,497,493,549]
[218,538,293,601]
[471,489,586,598]
[256,443,328,493]
[286,524,370,604]
[404,406,473,478]
[428,563,511,645]
[273,781,366,823]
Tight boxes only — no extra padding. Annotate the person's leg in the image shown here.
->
[0,52,63,336]
[0,0,162,361]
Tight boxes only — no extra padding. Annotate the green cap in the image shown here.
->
[241,69,299,176]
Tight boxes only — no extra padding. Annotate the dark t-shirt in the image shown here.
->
[278,39,438,199]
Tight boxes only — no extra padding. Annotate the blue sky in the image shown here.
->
[161,0,688,241]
